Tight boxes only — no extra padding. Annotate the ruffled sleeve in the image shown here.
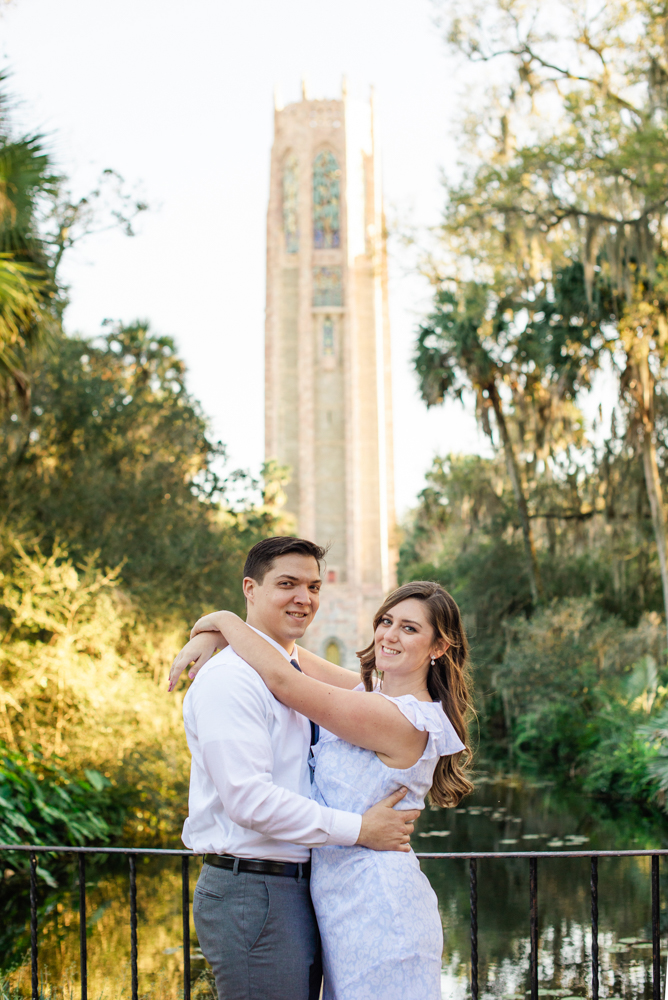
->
[376,693,466,760]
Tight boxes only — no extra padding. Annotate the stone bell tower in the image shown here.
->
[264,81,397,668]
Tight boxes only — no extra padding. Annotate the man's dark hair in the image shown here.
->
[243,537,327,585]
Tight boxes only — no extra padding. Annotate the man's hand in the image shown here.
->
[356,787,420,853]
[168,631,226,692]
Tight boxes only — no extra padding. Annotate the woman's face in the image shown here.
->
[374,598,446,682]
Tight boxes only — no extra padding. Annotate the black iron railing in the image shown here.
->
[1,845,666,1000]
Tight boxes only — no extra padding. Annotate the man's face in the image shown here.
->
[243,553,321,650]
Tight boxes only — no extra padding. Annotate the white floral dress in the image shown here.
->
[310,690,465,1000]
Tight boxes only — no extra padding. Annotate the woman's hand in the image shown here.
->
[190,610,241,640]
[168,631,225,692]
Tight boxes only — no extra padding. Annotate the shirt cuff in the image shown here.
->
[324,808,362,847]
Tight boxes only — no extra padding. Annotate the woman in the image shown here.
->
[171,581,473,1000]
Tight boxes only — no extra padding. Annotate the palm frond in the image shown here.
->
[0,253,55,402]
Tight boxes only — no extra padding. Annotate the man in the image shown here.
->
[169,536,419,1000]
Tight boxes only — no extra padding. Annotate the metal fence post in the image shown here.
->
[591,857,599,1000]
[30,852,38,1000]
[529,857,538,1000]
[129,854,138,1000]
[470,858,478,1000]
[653,854,661,1000]
[78,853,87,1000]
[182,855,191,1000]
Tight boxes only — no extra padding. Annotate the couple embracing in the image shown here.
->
[168,535,473,1000]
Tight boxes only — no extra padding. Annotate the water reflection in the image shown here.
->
[423,773,668,1000]
[1,855,211,1000]
[2,774,667,999]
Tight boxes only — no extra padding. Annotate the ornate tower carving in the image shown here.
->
[265,85,397,667]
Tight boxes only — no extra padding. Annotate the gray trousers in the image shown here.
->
[193,862,322,1000]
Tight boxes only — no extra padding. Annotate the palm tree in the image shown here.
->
[0,253,54,404]
[0,108,60,405]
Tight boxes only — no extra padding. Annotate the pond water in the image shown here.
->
[2,773,668,1000]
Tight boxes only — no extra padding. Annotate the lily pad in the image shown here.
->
[500,839,519,844]
[607,944,629,953]
[632,942,653,950]
[618,937,641,944]
[524,992,575,997]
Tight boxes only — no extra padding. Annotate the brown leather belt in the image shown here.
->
[203,853,311,879]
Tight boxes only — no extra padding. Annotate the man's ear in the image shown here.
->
[243,577,256,603]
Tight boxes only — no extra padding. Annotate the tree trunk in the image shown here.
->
[637,355,668,647]
[489,384,543,604]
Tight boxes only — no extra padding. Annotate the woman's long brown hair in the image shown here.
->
[358,580,474,808]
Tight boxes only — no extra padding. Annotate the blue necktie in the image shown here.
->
[291,658,320,747]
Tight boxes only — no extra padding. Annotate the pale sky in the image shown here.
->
[1,0,490,516]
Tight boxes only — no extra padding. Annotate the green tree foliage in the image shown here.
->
[402,0,668,806]
[1,322,282,619]
[428,0,668,634]
[0,532,191,836]
[400,449,668,803]
[413,267,611,603]
[0,121,59,402]
[0,747,122,877]
[497,599,662,799]
[0,745,126,971]
[0,322,289,844]
[0,317,289,782]
[0,76,146,409]
[0,255,55,403]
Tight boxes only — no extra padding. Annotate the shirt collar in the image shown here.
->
[247,625,298,664]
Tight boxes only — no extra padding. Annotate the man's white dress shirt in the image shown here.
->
[181,629,362,862]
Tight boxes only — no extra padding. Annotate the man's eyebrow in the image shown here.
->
[275,574,322,583]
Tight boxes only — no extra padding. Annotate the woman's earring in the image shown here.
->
[430,657,435,666]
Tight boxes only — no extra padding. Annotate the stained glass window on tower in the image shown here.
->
[323,316,335,355]
[313,267,343,306]
[283,155,299,253]
[313,150,340,249]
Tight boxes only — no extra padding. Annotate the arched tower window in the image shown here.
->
[325,640,341,665]
[313,150,340,249]
[283,154,299,253]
